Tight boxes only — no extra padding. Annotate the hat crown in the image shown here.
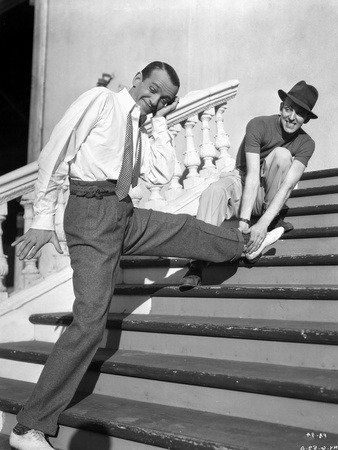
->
[287,80,318,110]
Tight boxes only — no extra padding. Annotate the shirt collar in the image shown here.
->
[117,88,141,119]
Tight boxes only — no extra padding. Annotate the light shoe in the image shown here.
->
[9,429,54,450]
[245,226,285,263]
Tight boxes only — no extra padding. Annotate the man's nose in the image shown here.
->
[289,109,296,120]
[150,94,161,108]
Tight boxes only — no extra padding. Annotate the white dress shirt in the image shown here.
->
[32,87,176,230]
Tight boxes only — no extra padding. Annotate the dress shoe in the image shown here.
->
[179,266,202,289]
[245,226,285,263]
[269,216,294,233]
[9,428,54,450]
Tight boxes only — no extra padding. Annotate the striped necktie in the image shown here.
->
[116,112,135,200]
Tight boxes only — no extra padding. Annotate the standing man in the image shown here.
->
[10,61,281,450]
[181,80,319,287]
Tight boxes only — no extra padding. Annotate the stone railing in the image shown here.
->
[0,79,239,299]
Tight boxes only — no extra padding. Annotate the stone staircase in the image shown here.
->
[0,168,338,450]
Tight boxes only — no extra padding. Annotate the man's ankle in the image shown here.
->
[13,423,33,435]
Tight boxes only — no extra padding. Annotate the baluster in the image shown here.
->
[215,104,235,172]
[0,202,9,300]
[199,107,217,178]
[166,124,184,202]
[129,184,143,208]
[182,115,202,189]
[20,192,42,288]
[144,183,167,211]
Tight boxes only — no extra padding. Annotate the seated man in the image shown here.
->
[181,80,319,287]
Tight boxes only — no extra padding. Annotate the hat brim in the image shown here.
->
[278,89,318,119]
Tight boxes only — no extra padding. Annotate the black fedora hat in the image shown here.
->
[278,80,318,119]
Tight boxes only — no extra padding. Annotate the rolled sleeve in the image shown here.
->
[140,117,175,185]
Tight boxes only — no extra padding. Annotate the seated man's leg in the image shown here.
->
[183,172,242,286]
[253,147,293,230]
[197,172,243,226]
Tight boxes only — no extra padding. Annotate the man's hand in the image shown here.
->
[12,229,63,261]
[244,222,268,254]
[154,96,179,118]
[238,221,250,234]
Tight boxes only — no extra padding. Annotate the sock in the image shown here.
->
[13,423,33,435]
[243,233,250,245]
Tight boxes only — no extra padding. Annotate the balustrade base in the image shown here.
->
[183,176,204,190]
[0,291,8,302]
[199,167,218,179]
[216,157,236,172]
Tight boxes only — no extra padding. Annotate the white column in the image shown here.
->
[182,115,202,189]
[129,184,144,208]
[0,203,9,300]
[166,124,184,202]
[215,104,235,172]
[199,107,217,178]
[144,183,167,211]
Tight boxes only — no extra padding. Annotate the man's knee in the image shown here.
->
[273,147,293,169]
[200,177,236,201]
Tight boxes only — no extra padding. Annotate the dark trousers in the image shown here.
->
[17,180,244,435]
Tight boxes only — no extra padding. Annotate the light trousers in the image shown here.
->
[197,147,293,226]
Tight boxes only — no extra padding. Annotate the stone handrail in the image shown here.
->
[144,79,239,131]
[0,161,38,204]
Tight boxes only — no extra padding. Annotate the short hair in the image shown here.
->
[141,61,180,89]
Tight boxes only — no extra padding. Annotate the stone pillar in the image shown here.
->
[166,124,184,202]
[182,115,202,189]
[199,107,217,178]
[215,104,235,172]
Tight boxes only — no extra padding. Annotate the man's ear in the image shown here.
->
[132,71,143,87]
[280,102,284,113]
[304,116,311,124]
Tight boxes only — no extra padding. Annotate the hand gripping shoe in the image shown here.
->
[245,226,285,263]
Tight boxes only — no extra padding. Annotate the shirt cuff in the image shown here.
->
[151,116,167,133]
[31,214,55,231]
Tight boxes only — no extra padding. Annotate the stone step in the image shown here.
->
[259,235,337,255]
[299,167,338,188]
[283,184,338,209]
[1,343,338,432]
[28,314,338,344]
[2,377,338,450]
[25,311,338,369]
[282,226,338,239]
[27,285,338,347]
[291,183,338,198]
[285,204,338,228]
[271,226,338,255]
[121,254,338,286]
